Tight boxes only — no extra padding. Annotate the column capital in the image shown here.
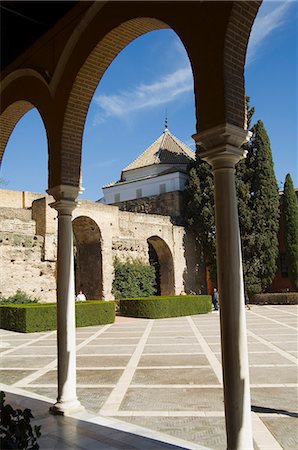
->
[192,123,252,169]
[47,184,79,215]
[47,184,80,201]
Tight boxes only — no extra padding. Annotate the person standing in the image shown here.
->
[212,287,219,311]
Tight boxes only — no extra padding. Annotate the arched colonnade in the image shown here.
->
[0,2,262,448]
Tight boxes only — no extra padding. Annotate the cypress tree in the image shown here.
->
[184,101,280,296]
[184,147,217,282]
[242,120,280,294]
[283,173,298,290]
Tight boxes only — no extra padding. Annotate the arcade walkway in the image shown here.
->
[1,305,297,449]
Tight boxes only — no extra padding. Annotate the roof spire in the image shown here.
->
[164,109,168,132]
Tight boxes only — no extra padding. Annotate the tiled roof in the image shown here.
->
[123,129,195,172]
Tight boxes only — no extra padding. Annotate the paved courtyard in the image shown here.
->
[1,305,297,449]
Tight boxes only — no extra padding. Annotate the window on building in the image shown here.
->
[136,188,142,198]
[280,254,288,278]
[159,183,166,194]
[114,193,120,203]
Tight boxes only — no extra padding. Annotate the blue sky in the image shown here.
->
[1,0,297,200]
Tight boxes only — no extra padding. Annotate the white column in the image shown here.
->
[48,185,83,415]
[193,124,253,450]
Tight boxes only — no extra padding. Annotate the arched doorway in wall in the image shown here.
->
[147,236,175,295]
[72,216,103,300]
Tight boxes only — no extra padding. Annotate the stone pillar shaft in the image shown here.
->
[48,186,82,415]
[56,204,77,404]
[213,166,252,449]
[193,124,253,450]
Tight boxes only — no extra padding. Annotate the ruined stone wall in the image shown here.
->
[114,191,185,224]
[0,206,57,302]
[0,189,45,209]
[0,191,202,302]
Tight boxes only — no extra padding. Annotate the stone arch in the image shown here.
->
[147,236,175,296]
[72,216,103,300]
[59,17,170,188]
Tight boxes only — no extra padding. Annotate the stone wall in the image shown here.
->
[0,190,202,302]
[114,191,185,224]
[0,206,57,302]
[0,189,45,209]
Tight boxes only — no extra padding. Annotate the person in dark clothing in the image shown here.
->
[212,288,219,311]
[245,290,251,310]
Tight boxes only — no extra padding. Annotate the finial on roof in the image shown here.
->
[164,110,168,132]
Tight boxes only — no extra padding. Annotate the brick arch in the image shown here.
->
[147,235,175,296]
[59,17,169,188]
[223,1,261,129]
[0,69,52,166]
[0,101,33,163]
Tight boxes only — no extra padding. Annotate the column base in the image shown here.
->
[49,399,84,416]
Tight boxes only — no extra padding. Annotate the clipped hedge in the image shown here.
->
[251,293,298,305]
[119,295,212,319]
[0,301,115,333]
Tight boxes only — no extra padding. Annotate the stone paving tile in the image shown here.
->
[23,339,58,346]
[138,354,209,367]
[146,337,198,345]
[150,326,193,338]
[91,338,140,345]
[24,386,57,400]
[77,388,114,413]
[261,416,298,450]
[248,352,293,365]
[250,366,297,384]
[77,346,135,355]
[274,342,298,352]
[1,356,55,368]
[0,369,35,384]
[120,416,227,450]
[31,369,123,385]
[8,347,57,355]
[76,355,130,368]
[144,344,202,354]
[269,335,297,342]
[120,388,225,411]
[132,368,219,385]
[251,387,298,413]
[0,346,14,354]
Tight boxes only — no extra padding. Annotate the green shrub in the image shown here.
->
[75,301,115,327]
[0,301,115,333]
[119,295,212,319]
[251,293,298,305]
[0,391,41,449]
[0,290,39,305]
[112,258,156,299]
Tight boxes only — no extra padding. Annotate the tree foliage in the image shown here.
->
[184,100,280,296]
[240,119,280,295]
[184,148,216,281]
[283,173,298,289]
[112,258,157,299]
[0,391,41,450]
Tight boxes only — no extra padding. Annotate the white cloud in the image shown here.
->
[247,1,293,64]
[93,67,193,124]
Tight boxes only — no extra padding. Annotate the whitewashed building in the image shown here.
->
[102,127,195,204]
